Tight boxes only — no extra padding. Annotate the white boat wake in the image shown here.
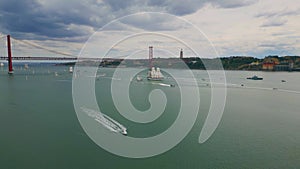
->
[227,84,300,94]
[81,107,127,135]
[151,82,175,87]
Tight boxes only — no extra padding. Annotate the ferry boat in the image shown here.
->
[246,75,263,80]
[147,67,164,81]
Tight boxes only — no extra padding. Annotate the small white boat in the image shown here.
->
[0,62,4,67]
[136,76,143,81]
[69,66,73,73]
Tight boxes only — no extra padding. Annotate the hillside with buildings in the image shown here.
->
[96,55,300,71]
[67,48,300,71]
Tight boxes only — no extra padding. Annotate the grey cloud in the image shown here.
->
[261,19,288,27]
[0,0,109,41]
[0,0,259,42]
[103,0,145,11]
[211,0,258,8]
[258,41,296,54]
[271,31,297,37]
[259,43,290,48]
[256,8,300,18]
[113,0,255,15]
[149,0,258,15]
[118,13,189,31]
[256,8,299,28]
[164,0,206,15]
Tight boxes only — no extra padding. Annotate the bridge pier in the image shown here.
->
[7,35,13,74]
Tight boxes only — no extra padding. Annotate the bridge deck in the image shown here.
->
[0,56,77,60]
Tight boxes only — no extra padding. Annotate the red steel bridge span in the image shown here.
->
[0,56,77,61]
[0,34,77,74]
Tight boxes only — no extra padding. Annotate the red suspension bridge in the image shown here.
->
[0,34,77,74]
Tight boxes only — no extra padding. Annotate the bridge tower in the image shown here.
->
[149,46,153,69]
[180,49,183,59]
[7,35,13,74]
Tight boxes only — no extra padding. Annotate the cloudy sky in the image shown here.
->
[0,0,299,58]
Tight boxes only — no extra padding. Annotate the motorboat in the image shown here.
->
[81,107,128,136]
[136,76,143,81]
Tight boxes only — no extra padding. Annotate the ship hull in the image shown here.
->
[147,77,164,81]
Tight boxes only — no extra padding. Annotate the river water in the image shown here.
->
[0,64,299,168]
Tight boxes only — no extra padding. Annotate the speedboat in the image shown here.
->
[81,107,128,136]
[121,128,127,136]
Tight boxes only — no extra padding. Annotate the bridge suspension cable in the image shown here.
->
[0,35,7,58]
[1,35,127,60]
[11,37,77,58]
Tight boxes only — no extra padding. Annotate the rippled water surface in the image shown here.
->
[1,65,300,169]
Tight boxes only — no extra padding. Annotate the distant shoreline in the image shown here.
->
[1,55,299,72]
[59,55,300,72]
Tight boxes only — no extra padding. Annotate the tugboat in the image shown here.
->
[246,75,263,80]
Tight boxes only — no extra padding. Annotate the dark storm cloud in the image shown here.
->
[0,0,106,41]
[0,0,258,41]
[0,0,42,33]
